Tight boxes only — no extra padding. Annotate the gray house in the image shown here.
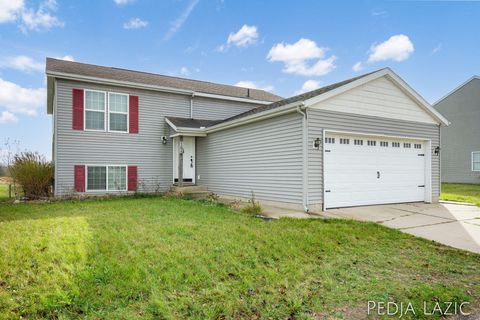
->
[46,58,449,211]
[434,76,480,184]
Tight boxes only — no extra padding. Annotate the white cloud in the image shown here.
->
[371,10,387,17]
[180,66,190,76]
[0,0,63,32]
[368,34,414,62]
[234,80,274,92]
[0,0,23,23]
[0,55,44,72]
[352,61,364,72]
[267,38,337,76]
[0,111,18,124]
[227,25,258,47]
[164,0,199,41]
[432,43,442,55]
[114,0,134,5]
[123,17,148,29]
[296,80,321,95]
[0,78,45,116]
[57,55,74,62]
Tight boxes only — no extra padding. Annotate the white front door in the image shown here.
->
[173,136,195,183]
[324,133,427,209]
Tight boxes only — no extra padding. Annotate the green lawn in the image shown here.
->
[0,183,9,202]
[0,197,479,319]
[441,183,480,207]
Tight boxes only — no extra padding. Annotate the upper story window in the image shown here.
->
[85,90,106,130]
[472,152,480,172]
[108,93,129,132]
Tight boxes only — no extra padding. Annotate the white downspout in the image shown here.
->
[296,104,309,213]
[190,93,195,118]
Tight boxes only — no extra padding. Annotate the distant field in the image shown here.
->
[0,178,10,202]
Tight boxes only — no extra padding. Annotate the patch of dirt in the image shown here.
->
[0,176,12,184]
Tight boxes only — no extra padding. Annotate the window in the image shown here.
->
[87,166,106,190]
[325,137,335,144]
[85,90,106,130]
[87,165,127,191]
[367,140,376,146]
[392,142,400,148]
[108,93,129,132]
[380,141,389,147]
[414,143,422,149]
[473,152,480,172]
[354,139,363,145]
[404,143,411,148]
[340,138,350,144]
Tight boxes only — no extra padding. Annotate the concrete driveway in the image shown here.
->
[322,202,480,253]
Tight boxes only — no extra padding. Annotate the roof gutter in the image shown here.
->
[206,100,305,134]
[46,71,275,105]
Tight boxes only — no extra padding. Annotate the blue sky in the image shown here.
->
[0,0,479,159]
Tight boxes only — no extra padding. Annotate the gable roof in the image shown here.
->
[165,117,222,130]
[206,68,449,133]
[45,58,283,105]
[433,76,480,106]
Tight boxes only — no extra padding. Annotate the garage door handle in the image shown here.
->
[377,171,380,179]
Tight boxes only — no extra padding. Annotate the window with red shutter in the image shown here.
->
[72,89,84,130]
[129,95,139,134]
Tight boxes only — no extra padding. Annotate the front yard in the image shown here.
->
[0,196,479,319]
[441,183,480,207]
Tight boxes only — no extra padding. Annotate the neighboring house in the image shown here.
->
[46,58,449,211]
[434,76,480,184]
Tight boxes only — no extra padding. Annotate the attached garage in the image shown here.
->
[194,68,450,212]
[323,132,430,208]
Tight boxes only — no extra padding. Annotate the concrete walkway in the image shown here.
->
[321,202,480,253]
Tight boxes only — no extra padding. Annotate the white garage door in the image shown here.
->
[324,133,427,208]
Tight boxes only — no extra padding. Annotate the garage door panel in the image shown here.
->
[324,133,426,208]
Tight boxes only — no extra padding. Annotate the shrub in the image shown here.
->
[9,152,53,199]
[241,191,263,215]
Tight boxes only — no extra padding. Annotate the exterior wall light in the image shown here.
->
[314,137,321,150]
[434,146,440,156]
[162,136,168,144]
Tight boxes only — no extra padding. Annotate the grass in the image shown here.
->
[441,183,480,207]
[0,183,9,202]
[0,196,479,319]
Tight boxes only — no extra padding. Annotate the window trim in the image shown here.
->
[85,165,128,192]
[107,92,130,133]
[84,89,107,132]
[472,151,480,172]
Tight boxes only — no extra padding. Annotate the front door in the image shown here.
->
[173,136,195,183]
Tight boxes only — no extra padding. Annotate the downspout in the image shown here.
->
[296,103,309,213]
[190,93,195,119]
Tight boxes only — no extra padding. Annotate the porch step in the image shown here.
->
[170,185,208,193]
[182,191,209,200]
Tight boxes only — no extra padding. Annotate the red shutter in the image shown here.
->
[74,165,85,192]
[129,95,139,134]
[128,166,138,191]
[72,89,84,130]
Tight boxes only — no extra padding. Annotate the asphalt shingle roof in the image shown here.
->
[46,58,283,103]
[165,117,222,129]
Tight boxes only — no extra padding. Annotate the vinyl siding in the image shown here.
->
[434,78,480,183]
[193,96,258,120]
[307,109,441,205]
[54,79,260,195]
[311,77,437,124]
[196,112,303,204]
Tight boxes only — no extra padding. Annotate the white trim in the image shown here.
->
[46,71,274,105]
[53,79,58,193]
[107,92,129,133]
[169,132,207,138]
[304,68,450,126]
[164,117,178,131]
[472,151,480,172]
[85,165,128,192]
[322,129,433,209]
[434,76,480,106]
[84,89,107,132]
